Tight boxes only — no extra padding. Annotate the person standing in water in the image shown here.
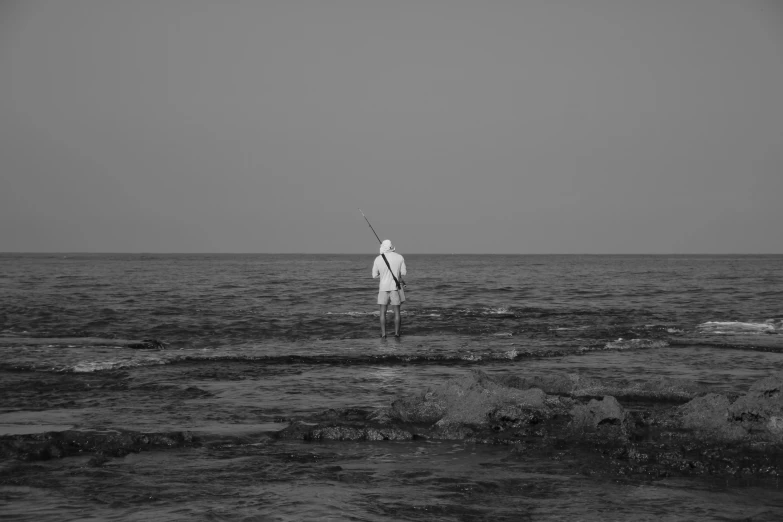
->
[372,239,406,338]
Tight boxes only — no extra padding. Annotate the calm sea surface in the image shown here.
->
[1,253,782,520]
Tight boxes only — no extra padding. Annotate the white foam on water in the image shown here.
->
[325,310,414,316]
[0,343,178,373]
[483,307,514,315]
[603,338,670,350]
[697,320,782,335]
[641,325,684,333]
[71,358,167,372]
[551,326,591,331]
[503,349,519,359]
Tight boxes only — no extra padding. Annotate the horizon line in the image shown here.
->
[1,251,782,256]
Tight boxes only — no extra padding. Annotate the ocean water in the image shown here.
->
[1,253,782,521]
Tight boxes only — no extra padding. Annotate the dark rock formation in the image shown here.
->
[274,370,783,479]
[678,393,744,440]
[277,420,414,442]
[5,370,782,481]
[389,394,446,424]
[0,429,198,463]
[0,337,167,350]
[569,396,625,430]
[673,373,783,443]
[729,373,783,435]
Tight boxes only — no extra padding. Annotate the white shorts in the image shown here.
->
[378,288,405,306]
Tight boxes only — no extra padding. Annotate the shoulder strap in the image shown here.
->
[380,253,401,290]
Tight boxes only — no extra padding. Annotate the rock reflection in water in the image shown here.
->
[2,439,782,521]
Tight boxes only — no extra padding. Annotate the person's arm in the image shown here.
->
[372,258,380,279]
[400,258,407,278]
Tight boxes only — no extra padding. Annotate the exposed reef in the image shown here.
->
[0,337,167,350]
[0,430,198,466]
[277,370,783,479]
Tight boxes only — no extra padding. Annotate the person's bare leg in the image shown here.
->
[393,305,401,336]
[379,304,388,338]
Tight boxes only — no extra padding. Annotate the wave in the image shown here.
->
[602,338,670,350]
[669,339,783,353]
[482,306,514,315]
[697,320,783,335]
[323,307,516,318]
[325,307,516,316]
[2,337,782,374]
[325,311,378,316]
[0,337,682,374]
[71,359,168,373]
[0,337,166,350]
[0,348,579,374]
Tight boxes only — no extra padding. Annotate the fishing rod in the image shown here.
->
[359,208,405,289]
[358,209,382,244]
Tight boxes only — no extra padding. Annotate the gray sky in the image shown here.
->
[1,0,781,253]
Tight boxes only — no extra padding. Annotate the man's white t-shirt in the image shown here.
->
[372,252,407,291]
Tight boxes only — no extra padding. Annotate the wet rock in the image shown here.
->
[677,393,747,441]
[310,426,364,441]
[570,396,624,431]
[276,419,414,442]
[0,430,200,463]
[436,385,548,427]
[768,417,783,436]
[364,427,413,441]
[488,405,547,428]
[677,376,783,442]
[385,371,551,428]
[389,395,446,423]
[272,372,783,479]
[728,372,783,438]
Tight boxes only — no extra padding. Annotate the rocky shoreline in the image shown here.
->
[276,371,783,480]
[2,371,781,481]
